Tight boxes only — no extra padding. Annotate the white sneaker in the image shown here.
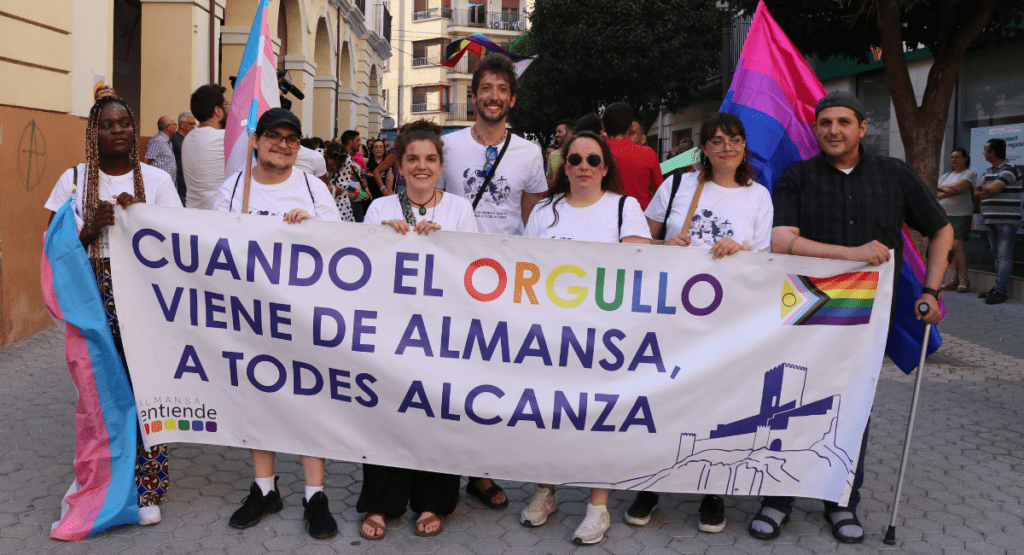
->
[138,505,161,526]
[520,485,557,527]
[572,503,610,545]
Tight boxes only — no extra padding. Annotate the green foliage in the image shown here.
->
[507,0,723,142]
[730,0,1024,64]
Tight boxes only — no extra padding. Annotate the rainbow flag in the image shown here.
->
[782,271,878,326]
[42,200,139,540]
[442,33,530,68]
[225,0,279,176]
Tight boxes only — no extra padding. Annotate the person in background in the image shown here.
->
[574,112,603,136]
[603,102,663,210]
[169,111,195,204]
[936,148,978,293]
[143,115,178,178]
[366,138,392,197]
[341,130,370,221]
[521,131,651,545]
[546,119,574,183]
[975,138,1023,305]
[182,84,227,209]
[325,141,358,221]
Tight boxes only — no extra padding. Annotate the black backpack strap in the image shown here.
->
[659,171,684,240]
[472,132,513,211]
[617,195,627,242]
[303,172,315,205]
[229,172,243,211]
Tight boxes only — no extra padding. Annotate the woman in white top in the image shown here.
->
[936,148,978,293]
[358,121,474,543]
[636,112,773,534]
[521,132,651,546]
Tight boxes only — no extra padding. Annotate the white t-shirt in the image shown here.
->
[44,163,183,257]
[440,127,548,236]
[295,145,328,178]
[645,172,773,252]
[364,191,478,233]
[937,169,978,217]
[525,192,651,243]
[213,168,342,222]
[182,126,226,209]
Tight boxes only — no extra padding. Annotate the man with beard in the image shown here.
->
[440,54,547,237]
[182,84,228,209]
[546,119,574,182]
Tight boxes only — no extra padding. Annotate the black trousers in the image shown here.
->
[356,464,460,518]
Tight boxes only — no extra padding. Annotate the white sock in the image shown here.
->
[587,503,608,514]
[305,485,323,501]
[255,476,275,496]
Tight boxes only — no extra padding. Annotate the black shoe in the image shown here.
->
[985,290,1008,305]
[624,491,659,526]
[698,494,726,533]
[229,478,283,529]
[979,287,994,299]
[303,492,338,539]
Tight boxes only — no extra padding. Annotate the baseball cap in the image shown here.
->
[255,107,302,136]
[815,91,865,120]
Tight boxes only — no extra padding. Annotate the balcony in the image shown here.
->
[412,7,441,21]
[449,102,475,121]
[449,8,526,31]
[411,102,451,114]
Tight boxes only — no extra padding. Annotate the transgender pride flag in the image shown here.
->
[225,0,280,176]
[723,1,942,373]
[42,200,139,540]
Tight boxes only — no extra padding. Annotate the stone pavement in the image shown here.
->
[1,298,1022,555]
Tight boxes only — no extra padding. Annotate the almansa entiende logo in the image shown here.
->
[138,396,218,435]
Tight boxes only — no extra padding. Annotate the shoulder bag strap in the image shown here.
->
[229,172,244,211]
[472,132,513,211]
[658,171,684,240]
[617,195,627,242]
[397,190,418,226]
[303,172,315,205]
[682,178,706,240]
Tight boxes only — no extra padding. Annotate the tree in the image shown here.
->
[732,0,1024,190]
[506,0,723,143]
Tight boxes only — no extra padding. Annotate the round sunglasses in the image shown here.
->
[566,153,603,167]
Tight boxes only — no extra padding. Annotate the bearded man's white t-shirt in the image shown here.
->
[440,127,548,236]
[213,168,341,221]
[525,192,651,243]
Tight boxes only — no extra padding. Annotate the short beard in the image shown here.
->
[476,101,508,124]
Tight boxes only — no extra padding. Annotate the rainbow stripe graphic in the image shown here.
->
[42,200,139,540]
[781,271,878,326]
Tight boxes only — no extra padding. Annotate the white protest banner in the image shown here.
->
[109,204,893,505]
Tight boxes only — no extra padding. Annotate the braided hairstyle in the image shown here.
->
[84,86,146,258]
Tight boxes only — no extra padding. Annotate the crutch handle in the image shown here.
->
[917,302,930,316]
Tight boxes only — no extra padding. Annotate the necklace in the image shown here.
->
[409,189,436,215]
[472,125,507,147]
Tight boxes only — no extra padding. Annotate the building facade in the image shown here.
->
[382,0,532,131]
[0,0,391,347]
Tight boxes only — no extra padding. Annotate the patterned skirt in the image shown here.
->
[93,258,169,507]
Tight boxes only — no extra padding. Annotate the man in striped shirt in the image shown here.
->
[976,138,1023,305]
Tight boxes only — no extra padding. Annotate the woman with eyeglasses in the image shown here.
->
[936,148,977,293]
[627,112,773,533]
[520,131,651,546]
[358,120,475,542]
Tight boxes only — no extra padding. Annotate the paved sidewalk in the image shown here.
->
[1,298,1022,554]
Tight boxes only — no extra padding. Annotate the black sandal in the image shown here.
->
[466,478,508,509]
[824,510,864,544]
[748,507,789,540]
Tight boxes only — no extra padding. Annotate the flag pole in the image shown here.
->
[241,143,254,214]
[883,301,932,545]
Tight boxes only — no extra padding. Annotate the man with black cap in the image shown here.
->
[748,91,953,544]
[213,107,341,539]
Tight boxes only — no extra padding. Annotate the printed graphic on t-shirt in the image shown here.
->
[462,168,512,206]
[690,208,735,247]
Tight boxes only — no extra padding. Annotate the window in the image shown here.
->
[858,73,890,157]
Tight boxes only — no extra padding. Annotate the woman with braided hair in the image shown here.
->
[45,86,183,526]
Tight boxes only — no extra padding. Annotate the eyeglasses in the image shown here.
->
[566,153,603,168]
[484,145,498,175]
[706,136,746,152]
[261,130,300,147]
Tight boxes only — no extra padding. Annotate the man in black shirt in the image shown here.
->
[749,91,952,544]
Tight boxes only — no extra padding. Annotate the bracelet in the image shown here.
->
[787,235,800,255]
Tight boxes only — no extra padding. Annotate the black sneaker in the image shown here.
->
[985,290,1008,305]
[624,491,659,526]
[303,491,338,539]
[229,478,283,529]
[979,287,994,299]
[698,494,726,533]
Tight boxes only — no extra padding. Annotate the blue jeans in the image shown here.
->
[761,419,869,515]
[987,223,1020,294]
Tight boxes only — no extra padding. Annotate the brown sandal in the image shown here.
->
[360,513,386,541]
[415,512,444,538]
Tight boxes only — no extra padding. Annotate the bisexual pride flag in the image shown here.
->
[225,0,280,176]
[724,1,942,373]
[42,200,138,540]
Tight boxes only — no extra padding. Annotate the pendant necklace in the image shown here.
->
[409,189,436,215]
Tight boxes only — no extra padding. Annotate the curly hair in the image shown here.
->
[84,86,146,259]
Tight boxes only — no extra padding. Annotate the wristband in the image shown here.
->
[787,235,800,255]
[921,287,941,300]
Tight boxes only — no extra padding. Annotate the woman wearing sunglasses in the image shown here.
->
[521,131,651,545]
[628,112,773,533]
[358,120,476,541]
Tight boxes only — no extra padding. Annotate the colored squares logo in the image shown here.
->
[144,420,218,434]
